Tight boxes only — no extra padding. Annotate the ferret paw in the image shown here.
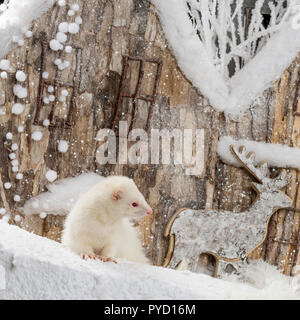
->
[81,254,118,264]
[99,256,118,264]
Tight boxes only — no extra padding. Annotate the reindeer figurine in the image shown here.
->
[163,145,292,277]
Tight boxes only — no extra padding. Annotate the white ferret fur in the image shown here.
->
[62,176,153,264]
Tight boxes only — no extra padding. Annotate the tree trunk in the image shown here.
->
[0,0,299,275]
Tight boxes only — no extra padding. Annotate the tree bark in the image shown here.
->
[0,0,299,275]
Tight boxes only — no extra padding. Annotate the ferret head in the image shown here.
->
[104,176,153,219]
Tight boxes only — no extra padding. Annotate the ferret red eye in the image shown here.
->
[132,202,138,207]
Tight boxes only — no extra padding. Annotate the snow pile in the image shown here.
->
[0,0,55,58]
[0,221,299,300]
[22,172,104,216]
[218,136,300,169]
[224,260,300,299]
[151,0,300,117]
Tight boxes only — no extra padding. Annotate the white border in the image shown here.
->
[151,0,300,117]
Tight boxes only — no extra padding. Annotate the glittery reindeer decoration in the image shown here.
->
[163,145,292,277]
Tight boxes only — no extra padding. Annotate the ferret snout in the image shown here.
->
[138,206,152,217]
[146,208,153,215]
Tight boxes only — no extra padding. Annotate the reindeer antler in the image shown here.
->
[230,145,290,189]
[230,145,268,183]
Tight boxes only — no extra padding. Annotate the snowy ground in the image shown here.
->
[0,222,299,300]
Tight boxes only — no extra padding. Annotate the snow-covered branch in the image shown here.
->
[218,136,300,169]
[0,0,55,58]
[151,0,300,117]
[187,0,291,78]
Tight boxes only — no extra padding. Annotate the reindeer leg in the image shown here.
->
[230,258,249,275]
[169,248,198,272]
[216,258,248,278]
[175,259,188,271]
[215,259,228,278]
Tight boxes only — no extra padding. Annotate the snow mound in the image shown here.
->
[224,260,300,299]
[22,172,104,216]
[0,222,299,300]
[218,136,300,169]
[0,0,55,58]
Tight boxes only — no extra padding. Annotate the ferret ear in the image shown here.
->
[112,189,123,201]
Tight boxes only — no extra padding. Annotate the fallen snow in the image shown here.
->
[0,0,55,58]
[4,183,11,190]
[22,172,104,216]
[0,59,10,71]
[218,136,300,169]
[75,16,82,25]
[43,96,50,104]
[58,140,69,153]
[13,195,20,202]
[8,153,16,160]
[56,32,67,43]
[15,70,27,82]
[68,23,79,34]
[58,0,66,6]
[5,132,12,140]
[47,85,54,93]
[13,84,27,99]
[45,170,57,183]
[16,173,23,180]
[68,9,75,17]
[12,103,24,115]
[0,222,299,300]
[42,71,49,79]
[0,71,7,79]
[14,215,21,223]
[39,212,47,219]
[11,159,19,167]
[58,22,69,33]
[61,89,68,97]
[0,3,7,13]
[25,30,33,38]
[11,143,18,151]
[31,130,43,141]
[71,4,80,12]
[43,119,50,127]
[151,0,300,118]
[65,45,72,53]
[49,39,63,51]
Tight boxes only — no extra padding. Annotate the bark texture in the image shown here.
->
[0,0,299,275]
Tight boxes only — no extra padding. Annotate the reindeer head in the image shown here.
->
[230,145,292,210]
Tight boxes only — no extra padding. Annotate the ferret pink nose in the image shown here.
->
[147,209,153,215]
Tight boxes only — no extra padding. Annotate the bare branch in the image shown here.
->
[187,0,291,78]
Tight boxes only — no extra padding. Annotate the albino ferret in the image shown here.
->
[62,176,152,264]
